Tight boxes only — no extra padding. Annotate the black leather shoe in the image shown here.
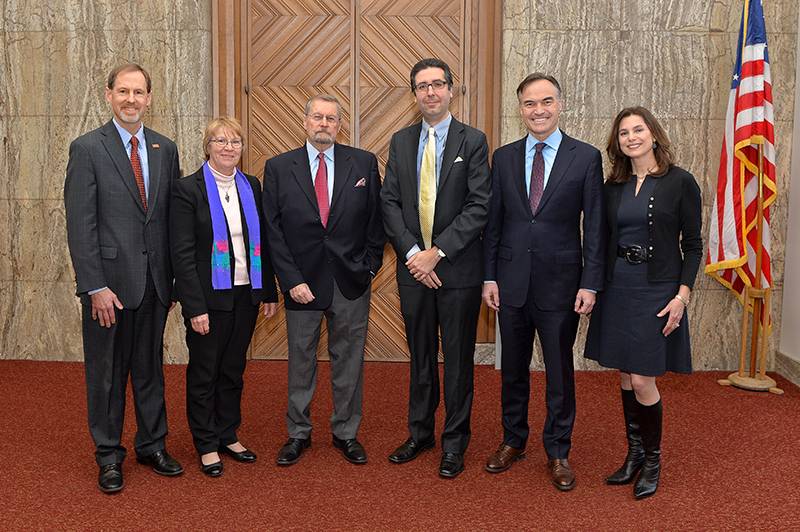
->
[439,452,465,478]
[135,449,184,476]
[200,460,223,477]
[219,444,257,463]
[277,437,311,466]
[98,463,124,493]
[388,436,435,464]
[332,436,367,464]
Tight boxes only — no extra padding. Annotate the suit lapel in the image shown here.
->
[329,143,352,215]
[291,146,319,214]
[100,120,146,214]
[438,119,464,191]
[403,123,422,213]
[512,137,529,213]
[144,127,161,220]
[537,132,576,214]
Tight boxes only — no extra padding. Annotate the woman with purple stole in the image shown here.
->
[170,117,278,476]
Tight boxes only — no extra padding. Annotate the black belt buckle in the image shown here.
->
[624,245,647,265]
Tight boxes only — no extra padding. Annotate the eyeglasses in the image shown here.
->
[209,138,243,149]
[414,80,448,93]
[307,114,339,124]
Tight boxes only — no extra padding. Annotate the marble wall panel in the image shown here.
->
[12,199,72,283]
[0,200,11,281]
[514,0,622,31]
[620,0,713,32]
[3,0,209,32]
[0,281,84,361]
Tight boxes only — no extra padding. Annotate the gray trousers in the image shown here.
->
[285,280,370,440]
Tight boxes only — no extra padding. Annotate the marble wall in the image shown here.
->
[0,1,212,363]
[1,0,797,372]
[502,0,798,371]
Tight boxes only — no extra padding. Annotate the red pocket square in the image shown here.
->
[354,178,366,187]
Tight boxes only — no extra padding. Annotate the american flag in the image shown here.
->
[705,0,776,315]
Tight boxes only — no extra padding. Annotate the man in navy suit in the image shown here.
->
[262,95,384,466]
[65,63,184,493]
[382,58,492,478]
[482,73,605,490]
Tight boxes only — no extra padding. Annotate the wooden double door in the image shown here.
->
[214,0,499,361]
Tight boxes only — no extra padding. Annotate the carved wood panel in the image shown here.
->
[237,0,496,361]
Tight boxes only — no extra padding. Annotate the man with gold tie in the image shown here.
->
[381,58,492,478]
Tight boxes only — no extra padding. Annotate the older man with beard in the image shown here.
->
[262,94,385,466]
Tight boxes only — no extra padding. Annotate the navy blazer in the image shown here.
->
[169,167,278,319]
[65,120,179,309]
[262,143,385,311]
[482,131,606,310]
[381,118,492,288]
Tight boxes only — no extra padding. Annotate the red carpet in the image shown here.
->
[1,360,799,531]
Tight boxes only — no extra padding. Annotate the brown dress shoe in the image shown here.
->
[485,444,526,473]
[548,458,576,491]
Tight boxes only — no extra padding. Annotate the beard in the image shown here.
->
[311,130,334,146]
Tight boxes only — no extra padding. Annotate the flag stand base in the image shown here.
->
[718,373,783,395]
[716,285,783,395]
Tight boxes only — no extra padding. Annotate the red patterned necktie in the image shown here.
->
[529,142,545,215]
[130,136,147,212]
[315,152,329,227]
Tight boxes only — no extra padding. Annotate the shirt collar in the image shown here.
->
[421,113,452,140]
[306,141,335,164]
[112,118,144,147]
[526,128,562,153]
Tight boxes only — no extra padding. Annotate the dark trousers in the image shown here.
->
[284,281,370,440]
[185,285,259,455]
[83,272,169,466]
[398,283,482,455]
[498,280,579,459]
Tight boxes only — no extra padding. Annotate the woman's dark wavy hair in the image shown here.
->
[606,106,675,184]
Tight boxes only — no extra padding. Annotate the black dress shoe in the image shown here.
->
[135,449,184,476]
[219,444,257,463]
[200,460,223,477]
[332,436,367,464]
[388,436,435,464]
[98,463,124,493]
[439,452,465,478]
[277,437,311,466]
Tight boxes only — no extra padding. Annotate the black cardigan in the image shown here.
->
[603,166,703,289]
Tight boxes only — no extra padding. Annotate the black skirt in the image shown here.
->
[584,256,692,376]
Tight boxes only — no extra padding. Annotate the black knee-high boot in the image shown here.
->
[634,398,662,499]
[605,389,645,484]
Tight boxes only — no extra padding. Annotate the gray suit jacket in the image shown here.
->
[65,119,180,309]
[380,118,492,288]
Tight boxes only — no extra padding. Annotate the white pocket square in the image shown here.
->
[454,156,463,163]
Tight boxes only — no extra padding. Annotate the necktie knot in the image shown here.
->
[535,142,545,154]
[131,136,139,149]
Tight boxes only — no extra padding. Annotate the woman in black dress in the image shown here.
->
[585,107,702,499]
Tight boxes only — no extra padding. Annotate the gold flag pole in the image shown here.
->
[718,143,783,394]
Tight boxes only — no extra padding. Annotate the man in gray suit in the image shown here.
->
[381,58,492,478]
[65,63,183,494]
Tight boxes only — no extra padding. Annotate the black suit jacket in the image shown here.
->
[65,119,179,308]
[381,118,492,287]
[262,143,385,311]
[169,167,279,319]
[482,131,606,310]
